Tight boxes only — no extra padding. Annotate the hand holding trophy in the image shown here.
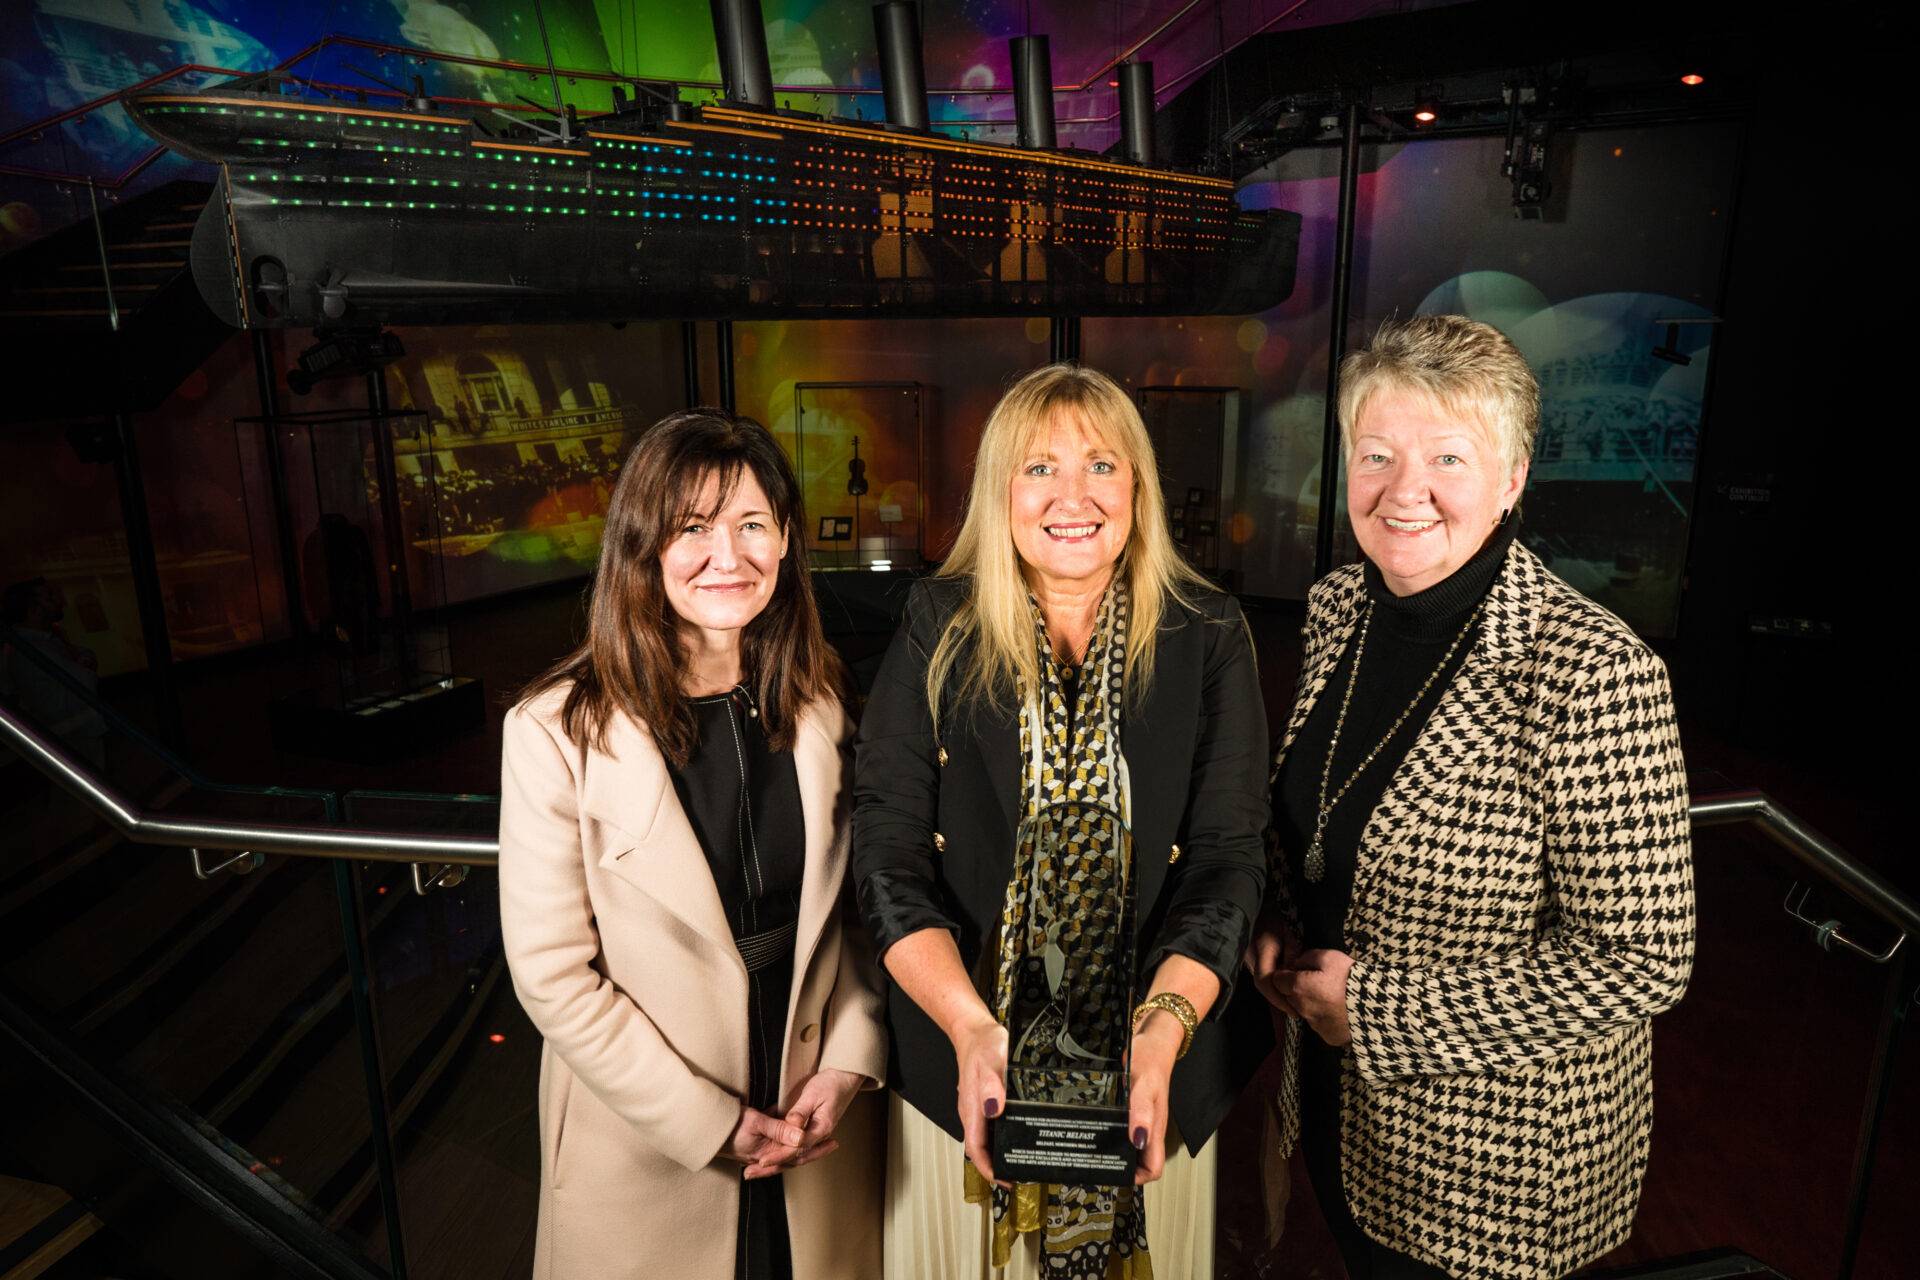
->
[988,798,1139,1186]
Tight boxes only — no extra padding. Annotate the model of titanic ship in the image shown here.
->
[123,3,1300,329]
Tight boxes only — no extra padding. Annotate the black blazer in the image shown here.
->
[851,576,1273,1153]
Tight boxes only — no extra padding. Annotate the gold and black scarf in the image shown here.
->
[963,579,1151,1279]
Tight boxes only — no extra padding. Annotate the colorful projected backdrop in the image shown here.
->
[1,6,1737,674]
[1,0,1324,254]
[1082,121,1738,635]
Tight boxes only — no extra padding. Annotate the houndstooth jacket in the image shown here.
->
[1268,541,1695,1280]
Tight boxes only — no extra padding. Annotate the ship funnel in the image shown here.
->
[1118,62,1155,165]
[1011,35,1056,150]
[874,2,930,131]
[711,0,774,109]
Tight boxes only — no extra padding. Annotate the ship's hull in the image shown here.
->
[130,91,1300,328]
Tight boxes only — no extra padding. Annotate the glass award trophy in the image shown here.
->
[988,799,1139,1187]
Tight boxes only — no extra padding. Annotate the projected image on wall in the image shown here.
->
[377,324,677,603]
[1113,123,1738,634]
[1414,276,1711,637]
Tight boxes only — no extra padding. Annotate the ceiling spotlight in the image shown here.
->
[1413,90,1440,125]
[1680,73,1705,86]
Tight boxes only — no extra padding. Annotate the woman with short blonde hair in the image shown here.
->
[1253,315,1694,1279]
[1336,310,1541,472]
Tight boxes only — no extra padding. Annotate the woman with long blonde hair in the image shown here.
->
[852,364,1273,1278]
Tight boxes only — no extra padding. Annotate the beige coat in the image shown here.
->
[500,688,887,1280]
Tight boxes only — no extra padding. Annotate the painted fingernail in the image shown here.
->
[1132,1127,1148,1150]
[983,1098,1001,1119]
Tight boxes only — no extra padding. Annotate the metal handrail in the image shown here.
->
[8,670,1914,1280]
[8,683,1918,943]
[0,623,335,805]
[0,699,493,865]
[1691,788,1920,941]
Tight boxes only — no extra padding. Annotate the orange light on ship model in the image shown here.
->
[1681,73,1705,86]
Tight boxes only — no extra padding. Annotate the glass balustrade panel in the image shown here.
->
[343,791,535,1280]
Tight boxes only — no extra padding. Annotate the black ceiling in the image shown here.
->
[1155,0,1856,174]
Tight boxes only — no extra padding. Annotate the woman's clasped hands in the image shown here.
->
[723,1067,867,1180]
[1246,911,1353,1047]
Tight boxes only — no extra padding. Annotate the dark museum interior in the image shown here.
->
[0,1,1910,1277]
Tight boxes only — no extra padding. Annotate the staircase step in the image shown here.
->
[14,285,158,294]
[1583,1248,1790,1280]
[0,177,230,418]
[0,1175,103,1280]
[54,262,181,273]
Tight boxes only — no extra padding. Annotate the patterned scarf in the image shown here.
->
[963,579,1151,1279]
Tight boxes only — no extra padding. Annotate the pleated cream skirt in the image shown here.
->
[882,1091,1217,1280]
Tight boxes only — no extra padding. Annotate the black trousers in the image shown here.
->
[1299,1036,1453,1280]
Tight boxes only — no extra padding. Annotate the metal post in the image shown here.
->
[88,176,181,744]
[333,859,410,1280]
[1313,99,1363,580]
[874,2,931,131]
[1049,316,1080,364]
[531,0,570,141]
[682,321,702,407]
[250,331,307,637]
[1011,36,1057,150]
[1118,62,1156,166]
[85,181,120,334]
[365,370,415,690]
[710,0,775,108]
[716,319,736,414]
[1671,119,1748,650]
[107,411,184,749]
[1837,941,1912,1280]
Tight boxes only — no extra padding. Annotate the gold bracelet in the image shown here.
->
[1132,992,1199,1060]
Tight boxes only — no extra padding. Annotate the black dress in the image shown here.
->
[668,690,806,1280]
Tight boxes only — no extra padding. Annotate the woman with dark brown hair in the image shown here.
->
[500,409,886,1280]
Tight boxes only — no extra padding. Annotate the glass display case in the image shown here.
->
[791,382,925,570]
[1137,385,1245,588]
[244,406,481,760]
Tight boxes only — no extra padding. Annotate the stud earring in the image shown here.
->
[1497,508,1510,525]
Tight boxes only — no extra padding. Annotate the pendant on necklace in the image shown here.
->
[1304,807,1330,882]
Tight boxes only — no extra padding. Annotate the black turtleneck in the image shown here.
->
[1274,518,1518,951]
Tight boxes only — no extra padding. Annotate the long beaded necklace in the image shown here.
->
[1303,598,1485,882]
